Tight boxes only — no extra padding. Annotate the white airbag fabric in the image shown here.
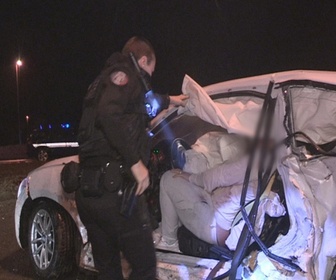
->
[183,131,246,174]
[291,87,336,144]
[180,75,262,137]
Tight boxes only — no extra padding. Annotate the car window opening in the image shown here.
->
[284,85,336,161]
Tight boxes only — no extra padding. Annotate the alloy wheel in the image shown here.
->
[30,209,55,270]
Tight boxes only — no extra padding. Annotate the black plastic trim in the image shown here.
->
[211,91,265,100]
[276,79,336,91]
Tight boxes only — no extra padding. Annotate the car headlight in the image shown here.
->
[17,178,29,198]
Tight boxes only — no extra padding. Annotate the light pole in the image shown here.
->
[26,115,29,139]
[16,59,22,145]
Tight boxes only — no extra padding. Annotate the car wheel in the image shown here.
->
[28,201,77,279]
[37,148,49,162]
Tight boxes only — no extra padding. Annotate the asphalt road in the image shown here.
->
[0,159,33,165]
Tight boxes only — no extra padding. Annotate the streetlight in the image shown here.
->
[25,115,30,142]
[16,59,22,144]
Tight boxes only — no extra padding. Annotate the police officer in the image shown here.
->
[75,36,187,280]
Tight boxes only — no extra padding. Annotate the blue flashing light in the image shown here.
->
[48,124,52,129]
[39,125,43,130]
[61,123,70,129]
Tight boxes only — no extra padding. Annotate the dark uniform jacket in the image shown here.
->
[78,53,169,169]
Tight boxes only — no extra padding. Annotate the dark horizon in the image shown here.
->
[1,1,336,145]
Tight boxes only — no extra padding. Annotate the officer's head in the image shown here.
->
[122,36,156,76]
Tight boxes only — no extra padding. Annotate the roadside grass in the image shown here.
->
[0,160,43,201]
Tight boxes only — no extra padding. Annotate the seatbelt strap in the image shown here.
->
[205,260,226,280]
[232,173,276,227]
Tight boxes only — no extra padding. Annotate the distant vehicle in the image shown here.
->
[27,124,78,162]
[15,71,336,279]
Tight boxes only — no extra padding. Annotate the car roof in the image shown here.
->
[204,70,336,95]
[150,70,336,135]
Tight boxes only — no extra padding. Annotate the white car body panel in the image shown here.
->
[15,178,30,247]
[15,70,336,279]
[32,142,79,148]
[27,155,86,239]
[15,156,86,244]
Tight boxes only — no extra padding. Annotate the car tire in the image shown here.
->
[28,201,77,279]
[37,147,49,162]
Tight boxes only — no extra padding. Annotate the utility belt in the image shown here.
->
[80,161,120,196]
[61,155,139,217]
[79,161,138,217]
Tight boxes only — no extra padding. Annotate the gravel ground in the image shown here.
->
[0,160,42,201]
[0,199,34,280]
[0,160,39,279]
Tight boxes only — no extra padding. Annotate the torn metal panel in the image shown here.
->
[251,154,336,280]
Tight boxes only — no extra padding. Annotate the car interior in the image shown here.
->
[146,114,290,264]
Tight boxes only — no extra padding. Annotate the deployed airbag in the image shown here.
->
[179,75,262,137]
[183,131,247,174]
[290,86,336,144]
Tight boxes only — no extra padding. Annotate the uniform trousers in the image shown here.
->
[76,189,156,280]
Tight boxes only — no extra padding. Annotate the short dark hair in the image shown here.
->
[122,36,155,64]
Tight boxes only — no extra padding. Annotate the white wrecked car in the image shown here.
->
[15,70,336,279]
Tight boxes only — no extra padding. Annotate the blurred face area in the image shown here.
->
[138,55,156,76]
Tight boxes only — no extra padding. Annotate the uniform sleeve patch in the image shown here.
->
[110,71,129,86]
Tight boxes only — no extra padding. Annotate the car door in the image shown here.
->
[281,82,336,280]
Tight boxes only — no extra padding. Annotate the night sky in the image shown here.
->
[1,1,336,145]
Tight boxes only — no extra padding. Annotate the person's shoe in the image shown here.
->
[156,237,181,253]
[171,139,191,169]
